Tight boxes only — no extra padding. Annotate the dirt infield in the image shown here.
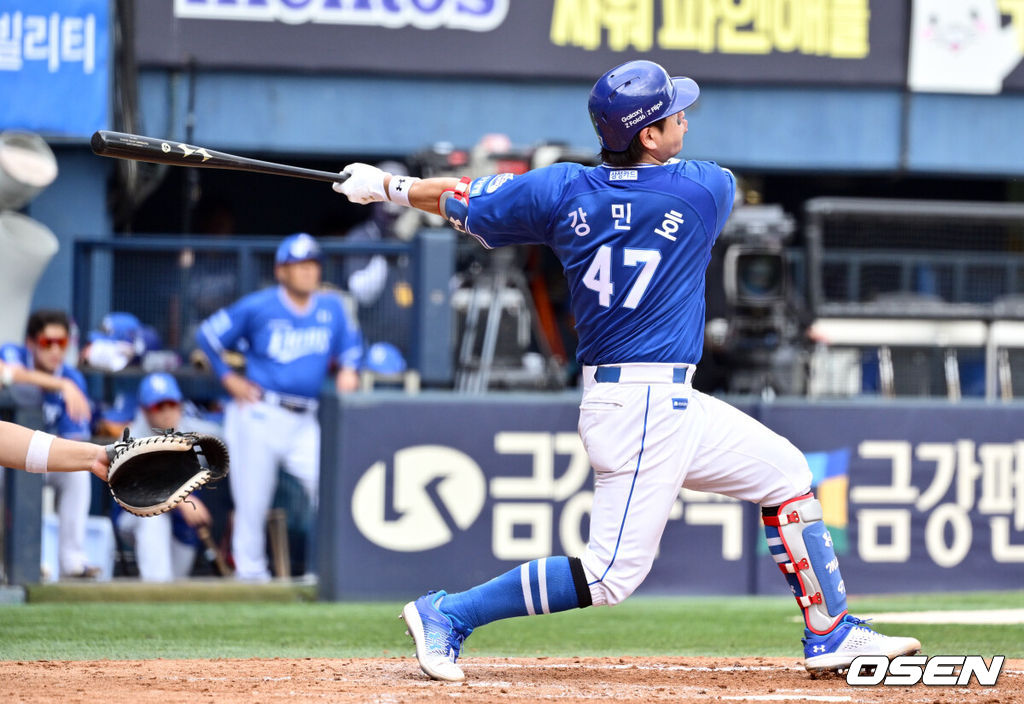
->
[2,657,1022,703]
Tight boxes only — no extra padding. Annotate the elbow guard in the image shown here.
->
[439,176,472,234]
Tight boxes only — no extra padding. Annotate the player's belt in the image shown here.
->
[261,391,319,413]
[592,364,695,385]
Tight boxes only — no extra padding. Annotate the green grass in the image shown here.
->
[1,591,1021,661]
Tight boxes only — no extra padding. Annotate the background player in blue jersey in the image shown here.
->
[335,61,921,680]
[197,233,362,581]
[1,310,101,579]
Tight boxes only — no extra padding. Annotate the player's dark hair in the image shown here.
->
[26,310,70,338]
[600,116,668,167]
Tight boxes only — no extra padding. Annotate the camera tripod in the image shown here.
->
[454,247,564,392]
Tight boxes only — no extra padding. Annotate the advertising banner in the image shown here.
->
[318,395,1024,600]
[318,394,754,600]
[907,0,1024,94]
[760,402,1024,594]
[137,0,908,87]
[0,0,109,136]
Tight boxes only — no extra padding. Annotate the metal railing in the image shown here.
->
[803,198,1024,400]
[805,197,1024,319]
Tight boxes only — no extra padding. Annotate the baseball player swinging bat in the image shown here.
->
[90,130,351,185]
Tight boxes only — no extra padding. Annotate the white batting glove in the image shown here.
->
[334,162,387,204]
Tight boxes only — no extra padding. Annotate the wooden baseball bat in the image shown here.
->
[266,508,291,579]
[196,525,234,577]
[90,130,351,185]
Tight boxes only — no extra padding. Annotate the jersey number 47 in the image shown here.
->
[582,245,662,309]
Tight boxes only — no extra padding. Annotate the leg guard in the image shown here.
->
[762,493,847,634]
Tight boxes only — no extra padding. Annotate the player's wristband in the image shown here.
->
[387,175,420,207]
[0,364,13,387]
[25,430,55,474]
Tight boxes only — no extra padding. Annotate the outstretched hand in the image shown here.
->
[89,443,109,481]
[333,163,388,204]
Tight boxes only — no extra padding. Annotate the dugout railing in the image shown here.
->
[802,198,1024,401]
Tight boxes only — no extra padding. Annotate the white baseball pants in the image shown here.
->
[44,470,92,577]
[577,364,812,607]
[116,512,196,582]
[224,399,319,580]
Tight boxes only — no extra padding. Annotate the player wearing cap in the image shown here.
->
[112,372,218,582]
[197,233,362,581]
[335,60,920,680]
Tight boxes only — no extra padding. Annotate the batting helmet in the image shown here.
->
[275,232,322,265]
[588,60,700,152]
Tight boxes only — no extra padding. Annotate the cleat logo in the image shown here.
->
[812,645,826,653]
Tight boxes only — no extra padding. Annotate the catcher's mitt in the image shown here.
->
[106,429,229,517]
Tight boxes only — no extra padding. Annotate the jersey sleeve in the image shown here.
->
[197,294,255,379]
[463,164,583,249]
[0,344,27,367]
[56,366,92,439]
[680,160,736,239]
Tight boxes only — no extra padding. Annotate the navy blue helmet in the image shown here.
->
[588,60,700,152]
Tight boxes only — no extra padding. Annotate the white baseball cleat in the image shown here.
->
[803,615,921,676]
[400,590,466,682]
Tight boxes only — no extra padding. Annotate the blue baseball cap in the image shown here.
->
[138,372,183,408]
[275,233,322,265]
[100,312,142,342]
[362,341,407,375]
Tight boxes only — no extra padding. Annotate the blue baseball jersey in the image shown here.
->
[0,344,92,439]
[197,287,362,399]
[458,161,735,365]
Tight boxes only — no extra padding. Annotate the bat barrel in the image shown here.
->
[90,130,350,185]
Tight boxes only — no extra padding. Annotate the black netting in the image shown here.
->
[104,244,417,364]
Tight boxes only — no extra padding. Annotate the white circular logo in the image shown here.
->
[352,445,486,551]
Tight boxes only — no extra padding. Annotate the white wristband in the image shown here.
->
[25,430,55,474]
[0,364,13,387]
[387,175,420,207]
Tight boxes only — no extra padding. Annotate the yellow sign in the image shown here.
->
[551,0,871,59]
[1002,0,1024,51]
